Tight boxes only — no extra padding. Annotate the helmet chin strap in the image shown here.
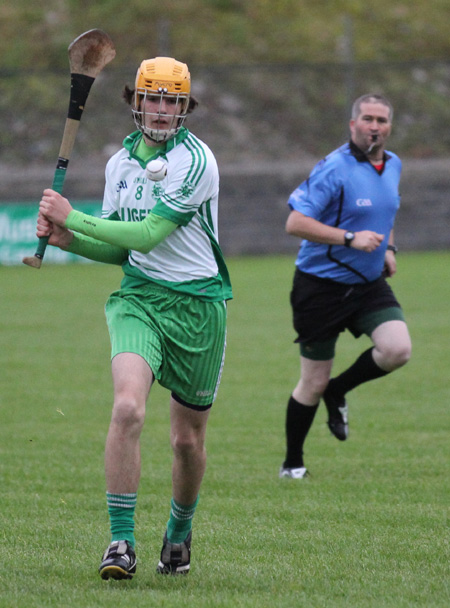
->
[143,125,177,143]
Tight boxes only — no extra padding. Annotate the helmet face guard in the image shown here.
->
[133,87,190,143]
[132,57,191,143]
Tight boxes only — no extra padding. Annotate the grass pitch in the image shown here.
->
[0,253,449,607]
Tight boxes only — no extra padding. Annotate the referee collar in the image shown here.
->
[349,140,392,164]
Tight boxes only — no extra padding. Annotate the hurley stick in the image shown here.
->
[22,29,115,268]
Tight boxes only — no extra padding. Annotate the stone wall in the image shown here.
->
[1,158,449,256]
[218,158,450,255]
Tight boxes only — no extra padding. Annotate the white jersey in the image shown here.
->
[102,129,230,299]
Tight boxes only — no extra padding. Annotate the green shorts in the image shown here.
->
[105,282,227,408]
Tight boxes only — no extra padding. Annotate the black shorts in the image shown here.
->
[290,269,405,360]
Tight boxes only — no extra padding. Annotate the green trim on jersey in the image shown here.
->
[184,134,208,184]
[150,132,211,227]
[160,134,208,216]
[151,201,194,226]
[120,260,231,302]
[203,198,214,231]
[123,129,190,168]
[135,138,164,163]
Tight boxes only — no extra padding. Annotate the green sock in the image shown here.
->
[167,496,199,543]
[106,492,137,548]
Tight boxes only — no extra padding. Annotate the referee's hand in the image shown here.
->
[383,249,397,277]
[352,231,384,252]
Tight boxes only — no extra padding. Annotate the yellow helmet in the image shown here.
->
[132,57,191,142]
[135,57,191,95]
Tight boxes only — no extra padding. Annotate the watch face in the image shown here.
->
[344,231,355,246]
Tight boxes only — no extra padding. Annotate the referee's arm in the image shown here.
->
[286,210,384,253]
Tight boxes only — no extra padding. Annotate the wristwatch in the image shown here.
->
[387,244,398,254]
[344,231,355,247]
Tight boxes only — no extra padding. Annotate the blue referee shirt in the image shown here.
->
[287,141,402,284]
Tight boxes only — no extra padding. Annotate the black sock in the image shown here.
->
[329,347,389,396]
[283,396,319,469]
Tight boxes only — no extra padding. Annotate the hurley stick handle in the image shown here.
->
[22,29,115,269]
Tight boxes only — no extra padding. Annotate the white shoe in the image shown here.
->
[279,466,309,479]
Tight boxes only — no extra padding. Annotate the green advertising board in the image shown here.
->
[0,201,102,265]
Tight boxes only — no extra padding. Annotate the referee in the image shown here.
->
[280,94,411,479]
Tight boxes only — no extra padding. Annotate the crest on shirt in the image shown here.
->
[152,184,164,197]
[176,182,195,198]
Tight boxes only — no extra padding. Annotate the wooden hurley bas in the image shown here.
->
[22,29,116,268]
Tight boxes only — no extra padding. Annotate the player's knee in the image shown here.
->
[294,376,328,404]
[307,385,328,404]
[171,431,204,459]
[393,342,411,368]
[307,375,330,400]
[111,394,146,430]
[381,341,411,371]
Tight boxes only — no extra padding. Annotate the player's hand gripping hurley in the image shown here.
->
[22,29,115,268]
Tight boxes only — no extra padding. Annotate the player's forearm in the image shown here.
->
[286,211,346,244]
[65,233,128,265]
[65,210,178,253]
[286,211,384,252]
